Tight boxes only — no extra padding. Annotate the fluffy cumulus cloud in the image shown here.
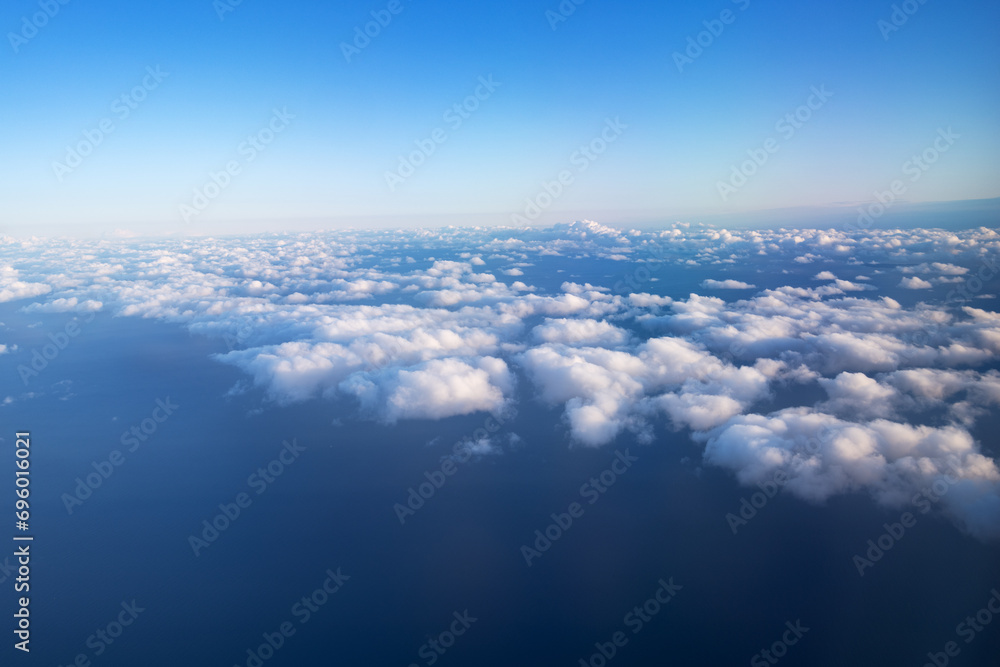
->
[520,336,770,446]
[656,392,744,432]
[900,276,933,289]
[818,372,898,418]
[364,357,512,422]
[701,279,756,290]
[3,221,1000,539]
[701,409,1000,540]
[22,297,103,313]
[0,266,51,303]
[532,318,628,347]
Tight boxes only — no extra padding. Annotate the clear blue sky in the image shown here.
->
[1,0,998,233]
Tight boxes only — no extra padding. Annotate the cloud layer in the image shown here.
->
[3,221,999,539]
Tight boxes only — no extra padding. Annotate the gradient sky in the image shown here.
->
[1,0,998,233]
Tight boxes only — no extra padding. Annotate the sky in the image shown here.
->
[1,0,999,234]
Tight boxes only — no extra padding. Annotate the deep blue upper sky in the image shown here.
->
[1,0,998,232]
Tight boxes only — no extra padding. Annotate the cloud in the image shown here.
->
[702,408,1000,540]
[833,279,873,292]
[900,276,933,289]
[519,336,770,446]
[5,222,1000,539]
[901,262,970,276]
[931,263,969,275]
[519,344,645,446]
[0,266,51,303]
[656,392,743,431]
[700,279,756,290]
[627,293,673,308]
[381,357,512,422]
[23,297,103,313]
[532,318,628,347]
[223,341,361,404]
[818,371,897,418]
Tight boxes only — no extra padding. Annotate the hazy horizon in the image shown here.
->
[3,0,998,236]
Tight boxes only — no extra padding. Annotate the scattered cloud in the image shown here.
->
[701,279,756,290]
[900,276,933,289]
[4,221,1000,539]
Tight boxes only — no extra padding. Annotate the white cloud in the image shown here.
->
[931,263,969,275]
[381,357,511,422]
[6,223,1000,540]
[627,293,673,308]
[818,372,897,418]
[0,266,51,303]
[23,297,103,313]
[900,276,933,289]
[656,392,743,431]
[702,408,1000,540]
[701,279,756,290]
[901,262,970,276]
[532,318,628,347]
[833,279,873,292]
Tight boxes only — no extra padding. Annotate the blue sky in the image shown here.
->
[1,0,998,233]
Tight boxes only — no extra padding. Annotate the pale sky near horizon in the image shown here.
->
[2,0,998,234]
